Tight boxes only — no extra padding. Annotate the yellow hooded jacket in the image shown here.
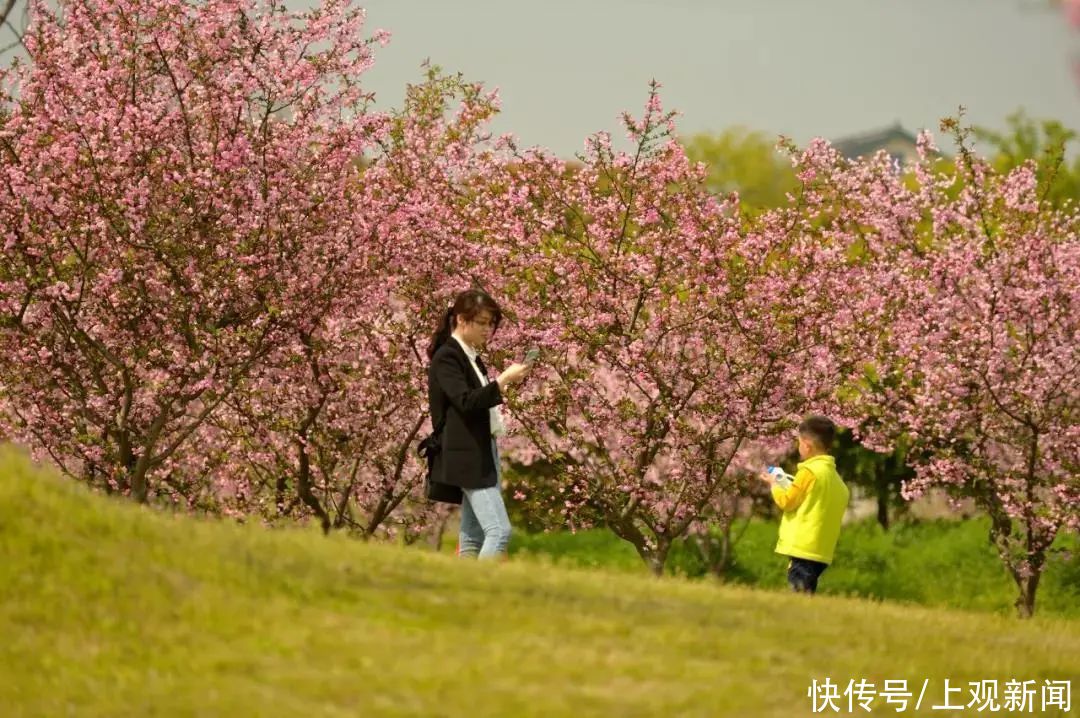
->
[771,454,850,565]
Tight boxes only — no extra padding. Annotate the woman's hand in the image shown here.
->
[497,362,532,389]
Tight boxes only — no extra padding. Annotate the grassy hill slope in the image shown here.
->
[1,447,1076,717]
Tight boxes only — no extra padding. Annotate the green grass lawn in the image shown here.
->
[512,517,1080,619]
[2,447,1078,717]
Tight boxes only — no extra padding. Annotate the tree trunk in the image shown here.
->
[634,541,670,577]
[644,552,665,577]
[1014,572,1040,619]
[694,526,735,580]
[124,449,148,504]
[712,527,734,578]
[295,438,331,534]
[130,467,148,503]
[610,516,670,577]
[275,473,288,515]
[429,514,450,552]
[875,485,890,531]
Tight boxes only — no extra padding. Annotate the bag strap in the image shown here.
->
[418,412,448,457]
[431,412,446,438]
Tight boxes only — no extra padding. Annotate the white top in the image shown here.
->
[451,335,506,437]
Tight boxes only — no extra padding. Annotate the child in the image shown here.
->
[759,415,850,594]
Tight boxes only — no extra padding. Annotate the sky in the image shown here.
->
[2,0,1077,155]
[350,0,1079,155]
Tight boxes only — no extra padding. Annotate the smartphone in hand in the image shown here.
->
[524,346,541,364]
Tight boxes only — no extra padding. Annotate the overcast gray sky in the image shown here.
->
[2,0,1077,154]
[353,0,1078,154]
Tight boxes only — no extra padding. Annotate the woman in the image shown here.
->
[427,289,531,559]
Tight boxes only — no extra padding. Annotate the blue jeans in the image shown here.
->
[459,440,511,559]
[787,557,828,594]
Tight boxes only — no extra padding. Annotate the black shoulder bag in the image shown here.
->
[417,414,463,505]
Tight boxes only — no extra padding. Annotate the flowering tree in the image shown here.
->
[195,69,509,541]
[687,436,794,578]
[0,0,387,501]
[825,123,1080,618]
[487,86,853,574]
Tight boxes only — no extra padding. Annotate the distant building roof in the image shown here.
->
[833,122,920,160]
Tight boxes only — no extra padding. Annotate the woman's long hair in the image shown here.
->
[426,289,503,360]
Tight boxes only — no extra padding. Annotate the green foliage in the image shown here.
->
[831,429,914,531]
[513,527,644,572]
[974,110,1080,207]
[3,447,1079,716]
[515,519,1080,618]
[681,127,798,209]
[502,460,607,534]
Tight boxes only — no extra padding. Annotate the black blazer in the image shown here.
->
[428,337,504,489]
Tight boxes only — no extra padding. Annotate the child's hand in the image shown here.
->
[757,471,775,485]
